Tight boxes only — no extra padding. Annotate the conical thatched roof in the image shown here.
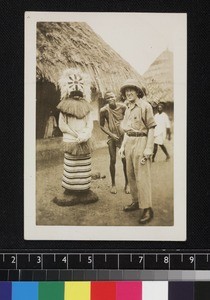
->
[143,49,174,103]
[36,22,145,97]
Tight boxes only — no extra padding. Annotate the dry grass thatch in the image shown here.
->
[36,22,146,97]
[143,49,174,103]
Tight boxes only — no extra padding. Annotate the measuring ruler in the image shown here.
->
[1,252,210,281]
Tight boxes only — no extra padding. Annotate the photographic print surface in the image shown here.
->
[25,12,186,240]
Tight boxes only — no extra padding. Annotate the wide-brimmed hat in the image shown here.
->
[120,79,144,98]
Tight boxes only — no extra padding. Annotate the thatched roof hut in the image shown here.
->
[36,22,145,98]
[36,21,148,138]
[143,49,174,104]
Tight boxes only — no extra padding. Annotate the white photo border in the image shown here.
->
[24,12,187,241]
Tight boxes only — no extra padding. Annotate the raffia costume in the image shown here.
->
[53,69,98,206]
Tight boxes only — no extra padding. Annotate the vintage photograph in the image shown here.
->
[25,12,186,240]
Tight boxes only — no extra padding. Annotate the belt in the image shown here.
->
[127,131,147,137]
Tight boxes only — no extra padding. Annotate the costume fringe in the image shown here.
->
[62,139,94,156]
[57,98,91,119]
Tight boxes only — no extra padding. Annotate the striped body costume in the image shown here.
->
[62,153,91,191]
[57,97,94,193]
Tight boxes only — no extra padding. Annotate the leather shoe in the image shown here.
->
[123,202,139,212]
[139,207,154,224]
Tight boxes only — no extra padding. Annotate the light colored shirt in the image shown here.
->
[121,98,156,134]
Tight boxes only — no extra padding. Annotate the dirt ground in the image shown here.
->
[36,139,173,227]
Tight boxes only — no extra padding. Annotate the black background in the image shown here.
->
[0,0,209,252]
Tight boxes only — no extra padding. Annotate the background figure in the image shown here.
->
[44,111,57,138]
[119,79,156,225]
[152,103,171,162]
[100,91,129,194]
[53,68,98,206]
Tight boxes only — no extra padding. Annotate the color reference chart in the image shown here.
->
[0,281,210,300]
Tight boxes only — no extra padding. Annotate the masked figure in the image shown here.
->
[53,69,98,206]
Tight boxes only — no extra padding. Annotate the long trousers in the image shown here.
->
[125,136,152,209]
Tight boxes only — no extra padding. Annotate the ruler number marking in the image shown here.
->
[11,256,16,264]
[62,256,67,264]
[189,256,194,264]
[139,256,143,264]
[37,255,41,264]
[88,255,92,264]
[164,256,169,264]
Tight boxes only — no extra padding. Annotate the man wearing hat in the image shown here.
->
[119,79,156,224]
[100,91,129,194]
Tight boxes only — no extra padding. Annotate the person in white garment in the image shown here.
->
[152,103,171,162]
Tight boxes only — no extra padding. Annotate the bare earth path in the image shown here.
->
[36,140,173,227]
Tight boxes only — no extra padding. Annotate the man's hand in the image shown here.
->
[143,148,153,159]
[111,134,120,141]
[119,146,125,158]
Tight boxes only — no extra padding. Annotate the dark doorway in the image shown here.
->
[36,79,61,139]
